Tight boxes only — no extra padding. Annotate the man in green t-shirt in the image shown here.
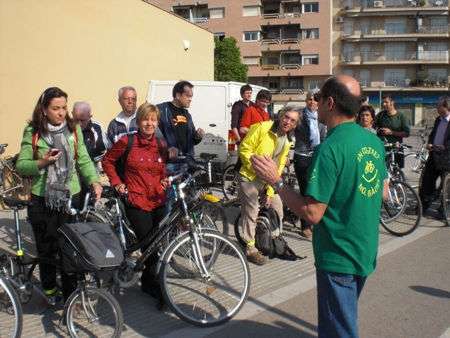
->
[250,75,388,338]
[374,93,410,168]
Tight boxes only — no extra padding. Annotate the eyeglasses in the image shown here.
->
[313,93,327,102]
[74,117,89,123]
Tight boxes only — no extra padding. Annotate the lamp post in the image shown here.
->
[378,84,383,113]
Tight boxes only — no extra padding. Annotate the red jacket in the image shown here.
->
[102,133,168,211]
[239,105,270,140]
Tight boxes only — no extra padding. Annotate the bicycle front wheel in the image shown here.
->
[380,180,422,236]
[160,229,251,327]
[66,288,123,338]
[404,153,424,188]
[0,277,23,338]
[441,174,450,227]
[222,164,239,200]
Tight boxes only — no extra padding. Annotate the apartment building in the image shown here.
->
[339,0,450,126]
[151,0,449,124]
[151,0,338,112]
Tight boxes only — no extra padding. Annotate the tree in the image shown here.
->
[214,37,248,82]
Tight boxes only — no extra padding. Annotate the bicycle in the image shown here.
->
[404,129,430,188]
[1,196,123,338]
[382,140,412,182]
[380,172,422,236]
[103,163,250,327]
[0,144,24,198]
[0,266,23,338]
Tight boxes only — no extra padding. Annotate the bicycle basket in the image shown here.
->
[433,150,450,171]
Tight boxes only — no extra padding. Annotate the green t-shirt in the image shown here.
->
[374,110,410,143]
[306,122,387,276]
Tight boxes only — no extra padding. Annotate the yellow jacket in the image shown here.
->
[238,120,293,197]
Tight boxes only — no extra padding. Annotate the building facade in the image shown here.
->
[151,0,449,124]
[339,0,449,126]
[150,0,339,112]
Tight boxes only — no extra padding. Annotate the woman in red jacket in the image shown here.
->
[102,102,169,309]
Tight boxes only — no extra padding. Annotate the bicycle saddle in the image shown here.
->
[199,153,218,161]
[3,197,32,209]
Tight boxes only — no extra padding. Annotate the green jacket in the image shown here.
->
[238,120,293,197]
[16,124,99,197]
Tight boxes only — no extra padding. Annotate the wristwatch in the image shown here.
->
[272,179,284,193]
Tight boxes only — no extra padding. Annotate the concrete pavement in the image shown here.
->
[1,201,449,337]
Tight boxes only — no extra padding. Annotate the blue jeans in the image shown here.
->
[316,269,367,338]
[164,162,188,213]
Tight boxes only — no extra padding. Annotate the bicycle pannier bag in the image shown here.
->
[433,150,450,171]
[58,222,123,274]
[255,207,299,260]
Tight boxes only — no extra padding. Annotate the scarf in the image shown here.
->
[305,107,320,147]
[42,121,74,212]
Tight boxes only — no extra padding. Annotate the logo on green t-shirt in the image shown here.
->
[357,147,382,198]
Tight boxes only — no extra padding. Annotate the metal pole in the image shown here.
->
[378,85,383,112]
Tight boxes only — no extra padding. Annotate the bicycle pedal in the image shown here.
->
[47,294,63,305]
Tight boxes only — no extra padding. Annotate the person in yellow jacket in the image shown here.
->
[237,106,300,265]
[16,87,102,314]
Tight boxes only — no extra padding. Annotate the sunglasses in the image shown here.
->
[313,93,327,102]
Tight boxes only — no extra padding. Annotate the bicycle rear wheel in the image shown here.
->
[66,288,123,338]
[160,229,250,327]
[0,277,22,338]
[380,180,422,236]
[0,166,22,198]
[192,199,228,235]
[222,164,239,200]
[441,173,450,227]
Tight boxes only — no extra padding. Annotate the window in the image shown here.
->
[430,17,447,33]
[386,22,406,34]
[268,82,279,89]
[304,29,319,39]
[243,57,260,66]
[428,68,447,84]
[214,32,225,41]
[244,31,260,41]
[360,44,371,61]
[290,80,301,88]
[302,55,319,65]
[243,6,260,17]
[360,70,371,87]
[385,69,405,87]
[308,81,322,90]
[343,44,354,62]
[385,45,406,61]
[268,57,278,65]
[343,69,354,77]
[210,8,224,19]
[303,3,319,13]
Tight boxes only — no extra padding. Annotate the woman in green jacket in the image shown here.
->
[16,87,102,313]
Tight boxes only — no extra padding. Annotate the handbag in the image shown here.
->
[433,150,450,171]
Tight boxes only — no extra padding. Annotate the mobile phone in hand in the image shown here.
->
[50,148,60,156]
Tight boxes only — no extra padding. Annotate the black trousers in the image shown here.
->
[124,205,161,286]
[27,194,78,302]
[293,155,312,231]
[418,152,441,212]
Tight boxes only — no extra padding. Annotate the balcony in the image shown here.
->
[340,0,449,10]
[341,24,450,39]
[340,50,450,63]
[262,12,301,19]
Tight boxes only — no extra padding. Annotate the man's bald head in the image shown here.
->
[320,75,362,119]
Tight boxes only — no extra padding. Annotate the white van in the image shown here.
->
[146,80,268,166]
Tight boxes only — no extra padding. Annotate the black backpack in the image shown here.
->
[255,207,300,261]
[57,222,124,275]
[114,133,163,179]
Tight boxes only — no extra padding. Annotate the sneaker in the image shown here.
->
[300,229,312,239]
[246,250,270,266]
[35,293,63,315]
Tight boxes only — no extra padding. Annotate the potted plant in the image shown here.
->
[429,80,436,87]
[442,79,448,88]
